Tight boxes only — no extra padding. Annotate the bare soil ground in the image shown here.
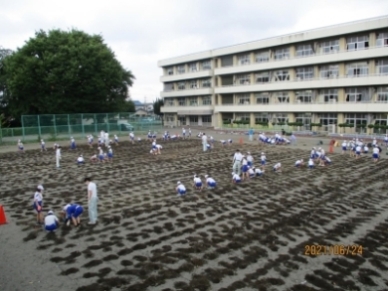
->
[1,135,388,291]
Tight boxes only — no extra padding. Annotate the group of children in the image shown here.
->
[175,174,217,196]
[341,137,382,163]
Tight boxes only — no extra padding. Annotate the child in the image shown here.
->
[372,146,380,163]
[90,153,98,163]
[62,203,84,227]
[44,210,59,232]
[114,134,119,145]
[254,167,264,177]
[70,137,76,150]
[193,175,203,191]
[17,140,24,153]
[246,152,254,167]
[273,163,282,172]
[107,146,113,162]
[41,139,47,152]
[241,156,249,181]
[77,154,85,165]
[205,175,216,189]
[176,182,187,196]
[129,132,135,144]
[295,159,304,168]
[247,166,255,178]
[260,152,267,171]
[308,158,315,169]
[232,172,242,184]
[56,146,61,168]
[33,188,43,224]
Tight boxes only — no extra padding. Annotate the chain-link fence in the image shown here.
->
[0,113,163,144]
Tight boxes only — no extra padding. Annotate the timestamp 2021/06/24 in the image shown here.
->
[304,245,363,256]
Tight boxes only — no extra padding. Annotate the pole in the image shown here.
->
[53,114,57,137]
[21,115,25,141]
[106,113,109,133]
[38,115,42,138]
[67,114,71,136]
[81,114,84,135]
[94,114,97,135]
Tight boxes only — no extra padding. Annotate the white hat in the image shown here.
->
[63,204,71,211]
[231,172,235,175]
[48,210,53,215]
[261,152,264,155]
[247,152,250,154]
[177,181,181,185]
[37,185,44,190]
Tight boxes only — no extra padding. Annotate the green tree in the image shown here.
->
[1,29,135,120]
[153,98,164,116]
[0,47,14,126]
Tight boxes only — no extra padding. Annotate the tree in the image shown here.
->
[0,47,14,126]
[153,98,164,116]
[1,29,135,120]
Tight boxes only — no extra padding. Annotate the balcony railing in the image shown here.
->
[218,100,388,106]
[165,101,213,107]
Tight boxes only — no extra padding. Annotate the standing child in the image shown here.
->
[107,146,113,162]
[114,134,119,145]
[41,139,47,152]
[33,187,43,224]
[56,146,61,168]
[17,140,24,153]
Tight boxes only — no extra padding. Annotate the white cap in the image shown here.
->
[48,210,53,215]
[177,181,181,185]
[261,152,264,155]
[63,204,71,211]
[37,185,44,190]
[231,172,235,175]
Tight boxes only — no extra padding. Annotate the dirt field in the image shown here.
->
[1,135,388,291]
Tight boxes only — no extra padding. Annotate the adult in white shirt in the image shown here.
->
[202,133,208,152]
[205,175,216,189]
[273,162,282,172]
[84,178,98,225]
[44,210,59,232]
[176,181,186,196]
[193,175,203,191]
[233,150,243,176]
[104,132,109,147]
[56,146,61,168]
[372,146,380,163]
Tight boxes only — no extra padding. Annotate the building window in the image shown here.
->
[235,74,250,85]
[165,114,174,122]
[190,80,198,89]
[319,113,338,125]
[273,70,290,82]
[238,54,250,65]
[235,113,250,122]
[296,67,314,80]
[255,72,270,83]
[202,79,211,88]
[188,97,198,106]
[165,99,174,106]
[276,92,289,103]
[177,82,186,90]
[202,60,211,70]
[296,91,313,103]
[256,93,269,104]
[177,65,185,74]
[273,113,288,123]
[202,115,212,123]
[189,63,198,72]
[377,87,388,102]
[236,94,250,105]
[376,59,388,75]
[320,39,339,54]
[321,89,338,103]
[274,48,290,60]
[190,116,198,123]
[164,83,174,91]
[377,32,388,47]
[202,96,212,105]
[346,61,369,77]
[295,113,312,128]
[255,113,268,123]
[221,56,233,67]
[166,67,173,75]
[345,88,370,102]
[255,51,269,63]
[346,35,369,51]
[320,65,339,79]
[296,44,314,57]
[345,113,367,126]
[178,98,186,106]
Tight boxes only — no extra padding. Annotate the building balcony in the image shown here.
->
[161,104,214,115]
[214,46,388,75]
[215,73,388,94]
[160,69,213,82]
[214,101,388,113]
[161,88,213,98]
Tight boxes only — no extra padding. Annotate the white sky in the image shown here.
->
[1,0,388,103]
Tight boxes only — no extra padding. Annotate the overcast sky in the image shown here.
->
[1,0,388,103]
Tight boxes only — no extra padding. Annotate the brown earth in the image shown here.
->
[0,133,388,291]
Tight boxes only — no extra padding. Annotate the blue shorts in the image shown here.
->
[309,165,314,169]
[222,142,226,145]
[249,174,255,178]
[207,182,216,187]
[356,151,361,155]
[256,173,262,177]
[19,147,24,150]
[178,189,186,195]
[73,206,83,218]
[34,201,43,213]
[342,147,346,151]
[247,161,253,167]
[99,155,104,161]
[71,142,76,148]
[195,182,202,187]
[242,165,248,172]
[373,153,379,159]
[41,145,45,149]
[325,161,331,164]
[115,138,118,142]
[45,223,58,232]
[295,164,300,167]
[152,146,156,149]
[364,151,368,154]
[261,161,266,165]
[77,161,85,165]
[108,153,113,158]
[234,179,241,183]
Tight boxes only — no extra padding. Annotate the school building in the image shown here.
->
[158,16,388,134]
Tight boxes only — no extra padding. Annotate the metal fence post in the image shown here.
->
[94,114,97,134]
[106,113,109,133]
[38,115,42,137]
[82,114,84,135]
[67,114,71,136]
[53,114,57,136]
[21,116,25,141]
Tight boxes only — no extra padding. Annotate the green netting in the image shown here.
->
[0,113,163,144]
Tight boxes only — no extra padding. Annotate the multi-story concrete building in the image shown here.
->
[158,16,388,134]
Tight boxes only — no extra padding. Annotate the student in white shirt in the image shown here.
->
[114,134,119,145]
[308,158,315,169]
[44,210,59,232]
[233,150,243,176]
[247,166,255,178]
[129,132,135,144]
[98,147,105,163]
[324,156,332,166]
[41,139,47,152]
[70,137,76,150]
[273,162,282,172]
[355,145,362,159]
[205,175,216,189]
[202,133,208,152]
[241,156,249,181]
[77,155,85,165]
[260,152,267,171]
[341,141,347,154]
[18,140,24,153]
[84,178,98,225]
[246,152,254,167]
[363,144,369,154]
[56,146,61,168]
[220,140,227,146]
[33,188,43,224]
[90,153,98,163]
[232,172,242,184]
[107,146,113,162]
[295,159,304,168]
[253,167,264,177]
[193,175,203,191]
[182,128,186,139]
[372,146,380,163]
[176,181,186,196]
[87,135,93,148]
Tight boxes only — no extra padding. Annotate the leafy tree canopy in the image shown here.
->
[1,29,135,120]
[153,98,164,116]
